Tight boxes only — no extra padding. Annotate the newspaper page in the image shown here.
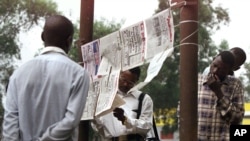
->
[81,40,101,76]
[95,69,123,117]
[98,31,122,75]
[120,21,146,71]
[81,77,100,120]
[144,47,174,82]
[129,47,174,92]
[96,94,125,117]
[144,8,174,61]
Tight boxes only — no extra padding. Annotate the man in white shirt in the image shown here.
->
[92,67,154,141]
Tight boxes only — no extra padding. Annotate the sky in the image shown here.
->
[19,0,250,70]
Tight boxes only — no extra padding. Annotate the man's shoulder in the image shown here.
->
[139,91,153,102]
[131,91,151,100]
[226,75,242,83]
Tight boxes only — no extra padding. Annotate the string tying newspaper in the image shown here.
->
[80,7,175,120]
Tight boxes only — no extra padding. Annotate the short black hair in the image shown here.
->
[230,47,246,66]
[218,51,235,69]
[129,67,141,80]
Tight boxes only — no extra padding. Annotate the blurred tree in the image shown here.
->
[0,0,59,134]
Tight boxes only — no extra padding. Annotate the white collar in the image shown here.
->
[40,46,67,56]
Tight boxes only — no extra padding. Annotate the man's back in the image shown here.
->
[3,50,89,141]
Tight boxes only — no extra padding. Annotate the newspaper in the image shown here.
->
[98,31,122,70]
[81,40,101,76]
[81,77,100,120]
[129,47,174,91]
[144,8,174,61]
[120,21,146,71]
[94,69,122,117]
[81,69,125,120]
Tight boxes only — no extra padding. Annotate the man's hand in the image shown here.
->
[207,73,223,99]
[113,108,126,124]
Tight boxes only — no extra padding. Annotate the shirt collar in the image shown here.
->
[40,46,67,56]
[118,89,141,99]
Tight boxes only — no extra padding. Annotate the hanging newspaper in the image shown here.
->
[144,8,174,61]
[81,77,100,120]
[81,32,125,120]
[98,31,122,75]
[120,21,146,71]
[129,47,174,92]
[94,69,124,117]
[81,40,101,77]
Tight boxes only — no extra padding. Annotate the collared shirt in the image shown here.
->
[2,46,90,141]
[92,90,154,141]
[197,74,244,141]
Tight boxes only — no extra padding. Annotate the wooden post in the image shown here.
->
[179,0,198,141]
[78,0,94,141]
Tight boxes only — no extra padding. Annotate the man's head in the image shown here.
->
[41,15,74,53]
[230,47,246,71]
[119,67,141,93]
[210,51,235,81]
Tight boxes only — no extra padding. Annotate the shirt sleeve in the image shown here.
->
[39,71,90,140]
[124,94,153,135]
[2,77,19,141]
[216,79,245,124]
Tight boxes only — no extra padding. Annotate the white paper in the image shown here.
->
[81,40,101,76]
[144,9,174,61]
[95,69,122,117]
[120,21,146,71]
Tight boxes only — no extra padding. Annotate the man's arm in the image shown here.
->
[122,94,153,135]
[2,77,19,141]
[40,71,90,140]
[217,79,245,124]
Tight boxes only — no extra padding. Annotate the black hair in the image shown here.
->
[129,67,141,80]
[218,51,235,68]
[42,15,74,50]
[230,47,246,66]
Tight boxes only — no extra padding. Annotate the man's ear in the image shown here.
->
[63,35,73,53]
[41,32,45,41]
[67,35,73,47]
